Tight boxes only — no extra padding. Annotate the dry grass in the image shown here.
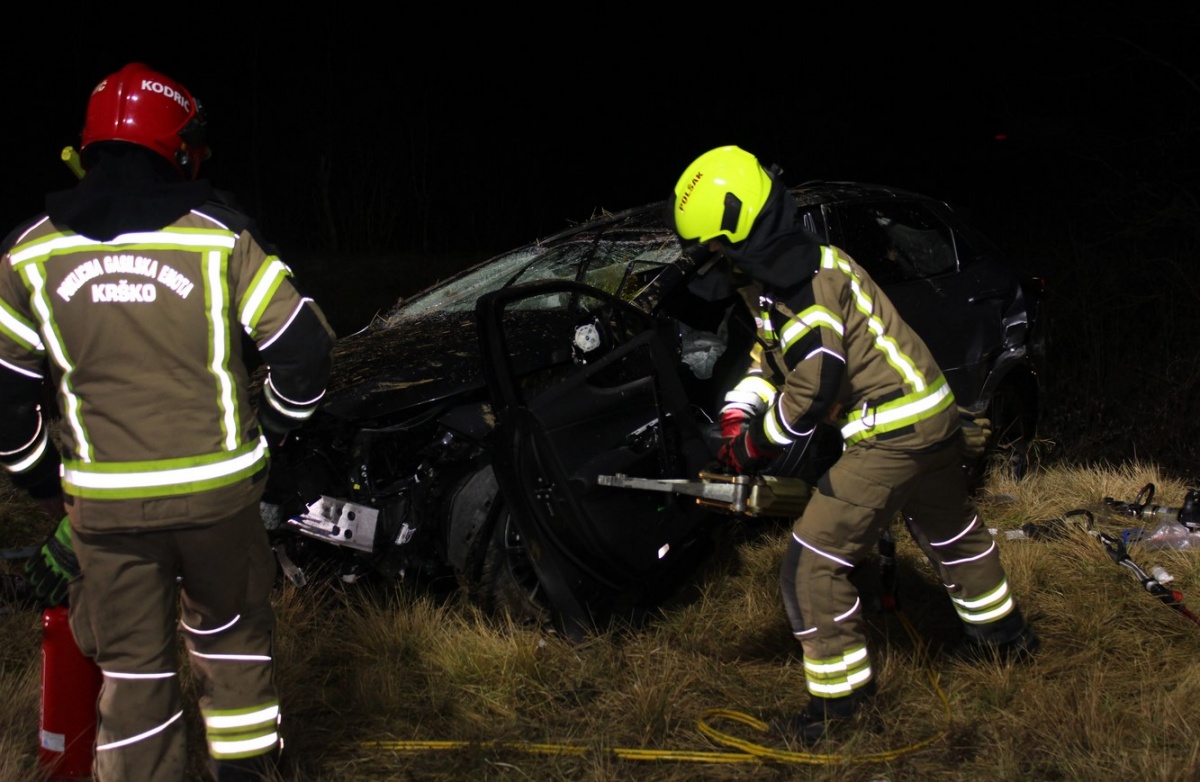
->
[5,461,1200,781]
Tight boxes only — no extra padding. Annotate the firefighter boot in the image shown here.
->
[771,679,877,745]
[951,609,1041,664]
[210,747,282,781]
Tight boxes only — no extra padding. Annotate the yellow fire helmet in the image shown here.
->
[672,145,775,245]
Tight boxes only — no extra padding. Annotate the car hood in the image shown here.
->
[320,313,485,420]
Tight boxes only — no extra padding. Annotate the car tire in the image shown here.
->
[477,509,553,627]
[444,464,502,583]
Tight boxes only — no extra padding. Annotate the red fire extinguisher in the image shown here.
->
[39,605,102,780]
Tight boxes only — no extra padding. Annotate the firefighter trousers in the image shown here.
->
[780,437,1020,699]
[68,502,280,782]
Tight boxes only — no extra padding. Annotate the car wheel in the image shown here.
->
[444,464,502,583]
[478,509,553,627]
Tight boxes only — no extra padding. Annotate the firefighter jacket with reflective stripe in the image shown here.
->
[0,202,336,531]
[725,245,958,455]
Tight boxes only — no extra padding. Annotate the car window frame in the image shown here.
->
[825,198,961,285]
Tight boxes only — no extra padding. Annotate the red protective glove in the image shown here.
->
[718,407,751,440]
[717,427,782,475]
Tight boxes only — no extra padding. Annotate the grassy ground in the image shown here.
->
[4,460,1200,781]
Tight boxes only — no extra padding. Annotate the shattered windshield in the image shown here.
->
[384,236,683,324]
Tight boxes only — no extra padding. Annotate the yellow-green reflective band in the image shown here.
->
[803,645,869,675]
[10,229,236,266]
[240,257,290,330]
[955,595,1015,624]
[803,646,871,695]
[763,409,795,447]
[208,731,279,759]
[0,300,43,351]
[62,439,267,499]
[264,382,319,421]
[204,703,279,731]
[779,306,843,353]
[806,668,873,696]
[952,580,1016,623]
[725,375,777,410]
[821,245,930,392]
[840,376,954,445]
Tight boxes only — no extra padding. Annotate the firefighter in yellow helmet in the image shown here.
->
[671,146,1038,743]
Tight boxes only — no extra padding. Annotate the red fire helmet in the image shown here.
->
[80,62,210,180]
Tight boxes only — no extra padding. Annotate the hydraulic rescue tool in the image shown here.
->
[596,470,812,518]
[1103,483,1200,532]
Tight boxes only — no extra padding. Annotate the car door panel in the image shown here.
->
[477,281,716,632]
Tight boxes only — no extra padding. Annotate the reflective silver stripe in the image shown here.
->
[776,411,815,440]
[5,216,50,257]
[258,298,307,352]
[22,264,88,461]
[263,377,323,421]
[181,614,240,635]
[96,710,184,751]
[103,670,176,680]
[941,541,997,566]
[929,515,979,546]
[0,421,47,472]
[833,597,861,623]
[190,209,232,231]
[64,440,267,490]
[0,355,43,379]
[190,651,272,662]
[807,346,844,367]
[791,532,854,568]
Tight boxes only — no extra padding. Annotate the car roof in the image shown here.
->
[535,181,940,246]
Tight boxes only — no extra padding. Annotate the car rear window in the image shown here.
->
[832,201,959,285]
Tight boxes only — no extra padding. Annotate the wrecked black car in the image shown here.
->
[261,181,1045,637]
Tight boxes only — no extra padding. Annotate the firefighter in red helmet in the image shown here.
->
[671,146,1039,745]
[80,62,211,180]
[0,62,335,780]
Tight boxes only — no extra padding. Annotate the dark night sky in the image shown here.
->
[5,8,1198,270]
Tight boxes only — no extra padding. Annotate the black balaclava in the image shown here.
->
[720,177,823,293]
[45,142,213,241]
[686,175,824,301]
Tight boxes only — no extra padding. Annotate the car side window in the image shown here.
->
[834,202,958,283]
